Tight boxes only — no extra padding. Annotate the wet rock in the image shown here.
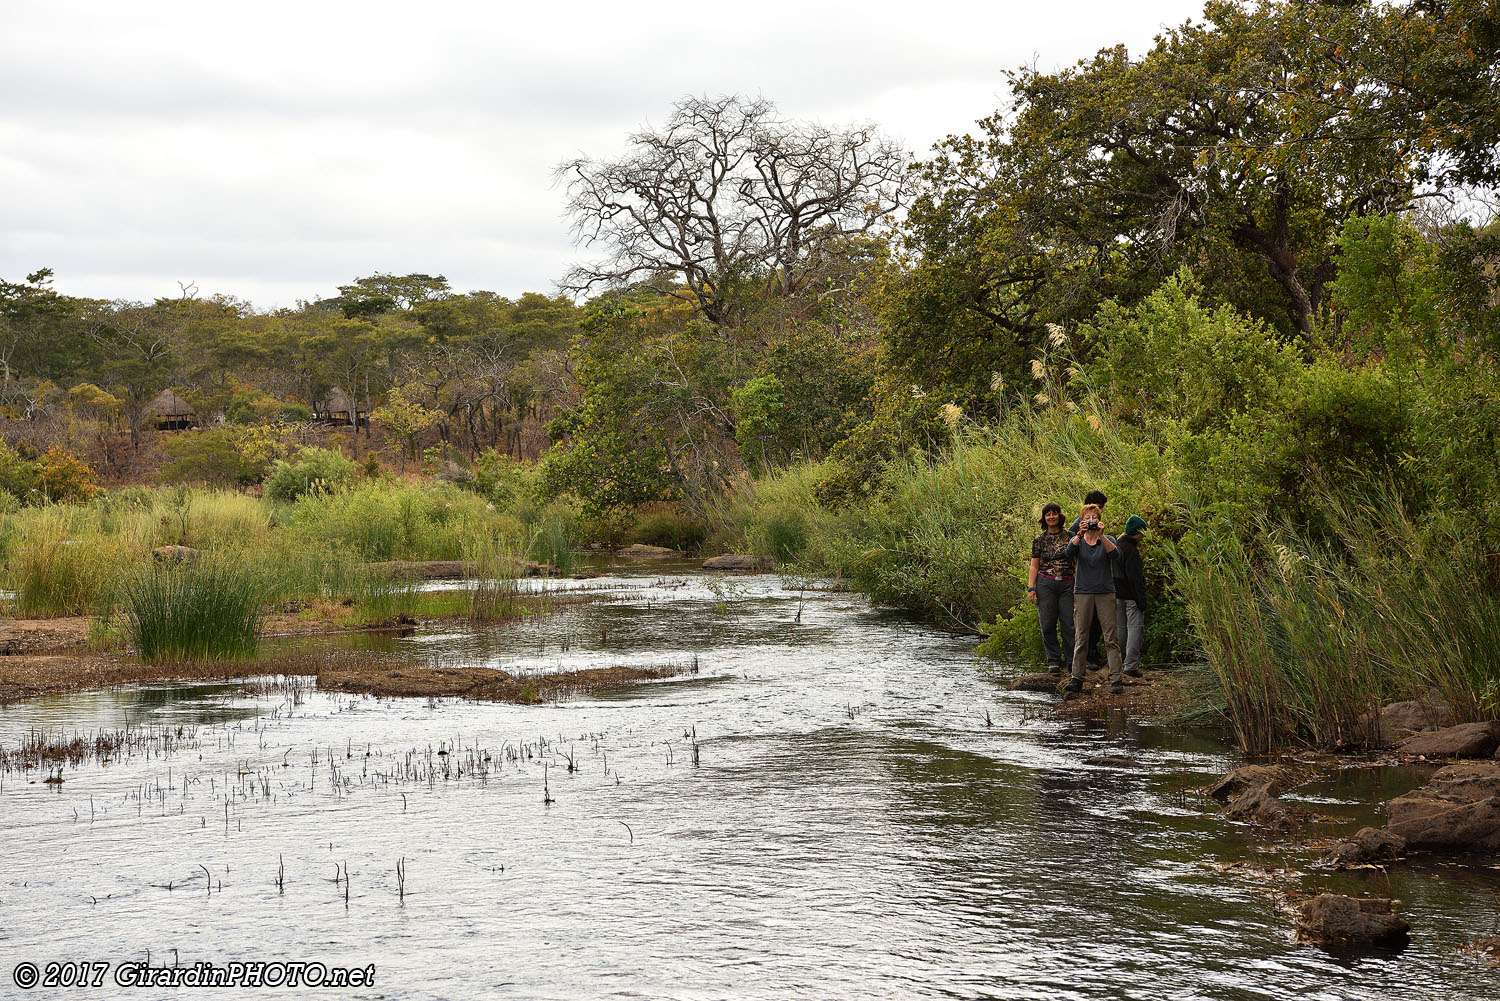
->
[1295,894,1409,945]
[701,554,775,572]
[572,571,602,580]
[1084,755,1144,768]
[615,544,682,559]
[1325,827,1406,866]
[522,562,560,578]
[152,545,199,563]
[1207,764,1306,801]
[1008,673,1062,692]
[1222,785,1305,831]
[1384,761,1500,852]
[1397,721,1500,759]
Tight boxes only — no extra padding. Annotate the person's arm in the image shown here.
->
[1065,539,1080,559]
[1100,533,1116,553]
[1027,556,1040,604]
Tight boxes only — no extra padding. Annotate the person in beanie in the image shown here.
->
[1028,502,1074,675]
[1114,515,1148,679]
[1063,503,1124,694]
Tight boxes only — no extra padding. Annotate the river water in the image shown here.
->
[1,565,1495,1000]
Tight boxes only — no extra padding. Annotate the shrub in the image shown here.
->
[159,429,264,486]
[264,447,358,502]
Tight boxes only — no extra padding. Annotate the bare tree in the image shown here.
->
[557,95,906,325]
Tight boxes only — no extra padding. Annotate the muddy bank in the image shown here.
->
[0,617,91,655]
[0,652,275,703]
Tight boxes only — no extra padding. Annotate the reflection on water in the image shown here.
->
[1,565,1496,1000]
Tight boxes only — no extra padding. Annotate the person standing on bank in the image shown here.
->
[1114,515,1148,679]
[1028,502,1075,675]
[1064,503,1124,694]
[1068,490,1109,667]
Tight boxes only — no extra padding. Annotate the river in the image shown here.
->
[1,565,1495,999]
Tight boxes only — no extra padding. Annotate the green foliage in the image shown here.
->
[264,447,358,503]
[159,429,264,486]
[1082,272,1299,431]
[625,502,706,554]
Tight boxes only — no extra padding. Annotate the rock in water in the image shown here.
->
[1084,755,1145,769]
[1384,761,1500,852]
[1207,764,1305,801]
[615,544,682,558]
[1397,721,1500,759]
[1324,827,1406,866]
[1295,894,1409,945]
[701,554,775,572]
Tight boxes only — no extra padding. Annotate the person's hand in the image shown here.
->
[1027,589,1037,604]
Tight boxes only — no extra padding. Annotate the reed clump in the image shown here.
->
[1178,482,1500,753]
[122,556,266,662]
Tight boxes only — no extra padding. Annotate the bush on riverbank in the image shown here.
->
[121,556,265,662]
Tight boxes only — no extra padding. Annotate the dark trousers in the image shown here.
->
[1036,576,1075,668]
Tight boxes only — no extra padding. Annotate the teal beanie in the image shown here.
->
[1124,514,1147,536]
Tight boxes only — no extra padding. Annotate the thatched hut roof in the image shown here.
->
[320,387,366,414]
[146,388,194,417]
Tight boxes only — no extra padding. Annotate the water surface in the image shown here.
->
[2,566,1495,999]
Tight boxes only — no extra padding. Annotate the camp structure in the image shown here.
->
[313,387,368,427]
[146,389,197,431]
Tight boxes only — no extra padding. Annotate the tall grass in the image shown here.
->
[122,557,265,662]
[2,508,138,617]
[1178,482,1500,752]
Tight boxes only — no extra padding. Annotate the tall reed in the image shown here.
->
[1177,481,1500,752]
[122,557,265,662]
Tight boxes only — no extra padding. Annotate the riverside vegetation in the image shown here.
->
[3,2,1499,753]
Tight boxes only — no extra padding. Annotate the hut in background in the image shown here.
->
[314,387,368,427]
[146,389,196,431]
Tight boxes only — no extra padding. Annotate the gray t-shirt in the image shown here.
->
[1066,536,1117,593]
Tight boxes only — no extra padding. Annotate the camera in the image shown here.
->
[1083,518,1101,531]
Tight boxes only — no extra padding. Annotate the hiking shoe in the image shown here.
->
[1062,678,1082,693]
[1110,682,1124,695]
[1123,667,1143,678]
[1046,663,1062,676]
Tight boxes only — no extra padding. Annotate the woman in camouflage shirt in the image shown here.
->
[1028,502,1075,674]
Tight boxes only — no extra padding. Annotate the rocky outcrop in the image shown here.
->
[1384,761,1500,852]
[1295,894,1409,945]
[152,545,199,563]
[1397,721,1500,759]
[1325,827,1406,866]
[615,544,682,559]
[701,554,775,572]
[1367,700,1455,745]
[1008,673,1062,692]
[1210,764,1309,831]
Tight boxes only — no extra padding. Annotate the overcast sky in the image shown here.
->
[2,0,1207,310]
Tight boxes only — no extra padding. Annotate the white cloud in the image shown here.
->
[1,0,1206,309]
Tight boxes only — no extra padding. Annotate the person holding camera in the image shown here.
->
[1063,503,1125,694]
[1027,502,1074,675]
